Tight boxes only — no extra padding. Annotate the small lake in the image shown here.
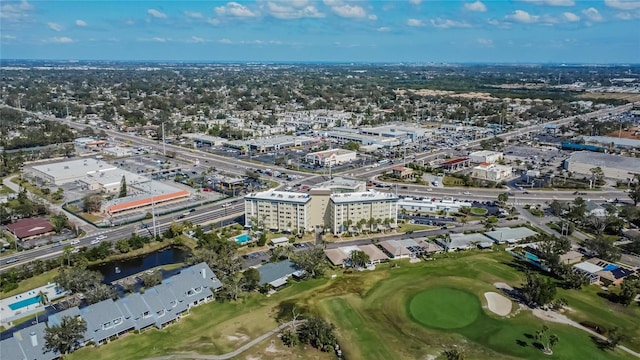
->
[90,246,191,283]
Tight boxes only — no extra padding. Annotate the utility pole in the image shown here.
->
[162,122,166,157]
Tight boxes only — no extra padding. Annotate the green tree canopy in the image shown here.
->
[44,316,87,355]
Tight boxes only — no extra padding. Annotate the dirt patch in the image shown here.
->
[266,340,279,353]
[227,333,250,342]
[606,127,640,140]
[484,292,512,316]
[245,356,261,360]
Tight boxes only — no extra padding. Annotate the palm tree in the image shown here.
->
[460,216,468,227]
[62,245,74,267]
[357,218,367,234]
[368,217,376,233]
[383,218,392,232]
[36,290,49,324]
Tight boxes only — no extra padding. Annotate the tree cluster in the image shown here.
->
[282,316,337,353]
[54,267,116,304]
[520,271,557,307]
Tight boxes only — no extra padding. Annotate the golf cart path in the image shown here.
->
[495,282,640,358]
[145,320,301,360]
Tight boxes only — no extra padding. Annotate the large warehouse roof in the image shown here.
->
[32,158,116,183]
[566,151,640,170]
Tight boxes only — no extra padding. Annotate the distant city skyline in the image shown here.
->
[1,0,639,63]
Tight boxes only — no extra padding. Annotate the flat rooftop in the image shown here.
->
[566,151,640,170]
[330,191,398,204]
[306,148,355,156]
[32,158,116,181]
[314,176,365,188]
[245,190,311,204]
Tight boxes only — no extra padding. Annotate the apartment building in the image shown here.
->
[244,190,312,233]
[244,189,399,235]
[328,192,399,234]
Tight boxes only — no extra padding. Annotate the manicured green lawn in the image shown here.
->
[1,269,60,299]
[470,207,489,216]
[409,287,481,329]
[0,185,14,195]
[398,223,437,233]
[65,252,639,360]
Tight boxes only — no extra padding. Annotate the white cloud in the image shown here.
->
[522,0,575,6]
[377,26,390,31]
[266,2,324,19]
[477,38,493,47]
[184,11,204,19]
[147,9,167,19]
[605,0,640,10]
[219,38,233,44]
[47,22,63,31]
[409,0,421,4]
[464,1,487,12]
[430,18,471,28]
[563,12,580,21]
[488,18,512,28]
[506,10,539,23]
[152,37,167,42]
[582,7,603,21]
[1,34,17,39]
[215,2,258,17]
[50,36,73,43]
[330,4,367,18]
[75,19,87,26]
[0,0,33,21]
[188,36,206,43]
[407,18,425,27]
[207,18,221,25]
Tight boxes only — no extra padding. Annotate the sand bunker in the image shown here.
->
[227,333,250,342]
[484,292,512,316]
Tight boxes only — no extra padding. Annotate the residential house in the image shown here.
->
[3,263,223,357]
[257,260,305,289]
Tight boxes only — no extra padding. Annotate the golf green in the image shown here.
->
[409,287,481,329]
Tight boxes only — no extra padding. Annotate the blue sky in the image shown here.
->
[1,0,639,63]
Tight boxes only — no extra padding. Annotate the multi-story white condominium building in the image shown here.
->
[244,189,398,235]
[328,192,399,234]
[244,190,312,233]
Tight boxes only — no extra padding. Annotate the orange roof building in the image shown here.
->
[105,190,190,214]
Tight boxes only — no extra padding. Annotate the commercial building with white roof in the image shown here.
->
[564,151,640,180]
[468,150,504,164]
[30,158,117,185]
[305,149,357,167]
[29,158,190,215]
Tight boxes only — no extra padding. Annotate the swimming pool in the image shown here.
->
[9,295,41,311]
[524,252,540,262]
[235,234,251,244]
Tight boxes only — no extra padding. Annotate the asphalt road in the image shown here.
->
[0,201,244,271]
[0,103,633,271]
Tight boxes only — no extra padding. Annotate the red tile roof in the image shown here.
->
[440,157,469,166]
[6,218,54,239]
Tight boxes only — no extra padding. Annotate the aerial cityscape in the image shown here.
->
[1,1,640,360]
